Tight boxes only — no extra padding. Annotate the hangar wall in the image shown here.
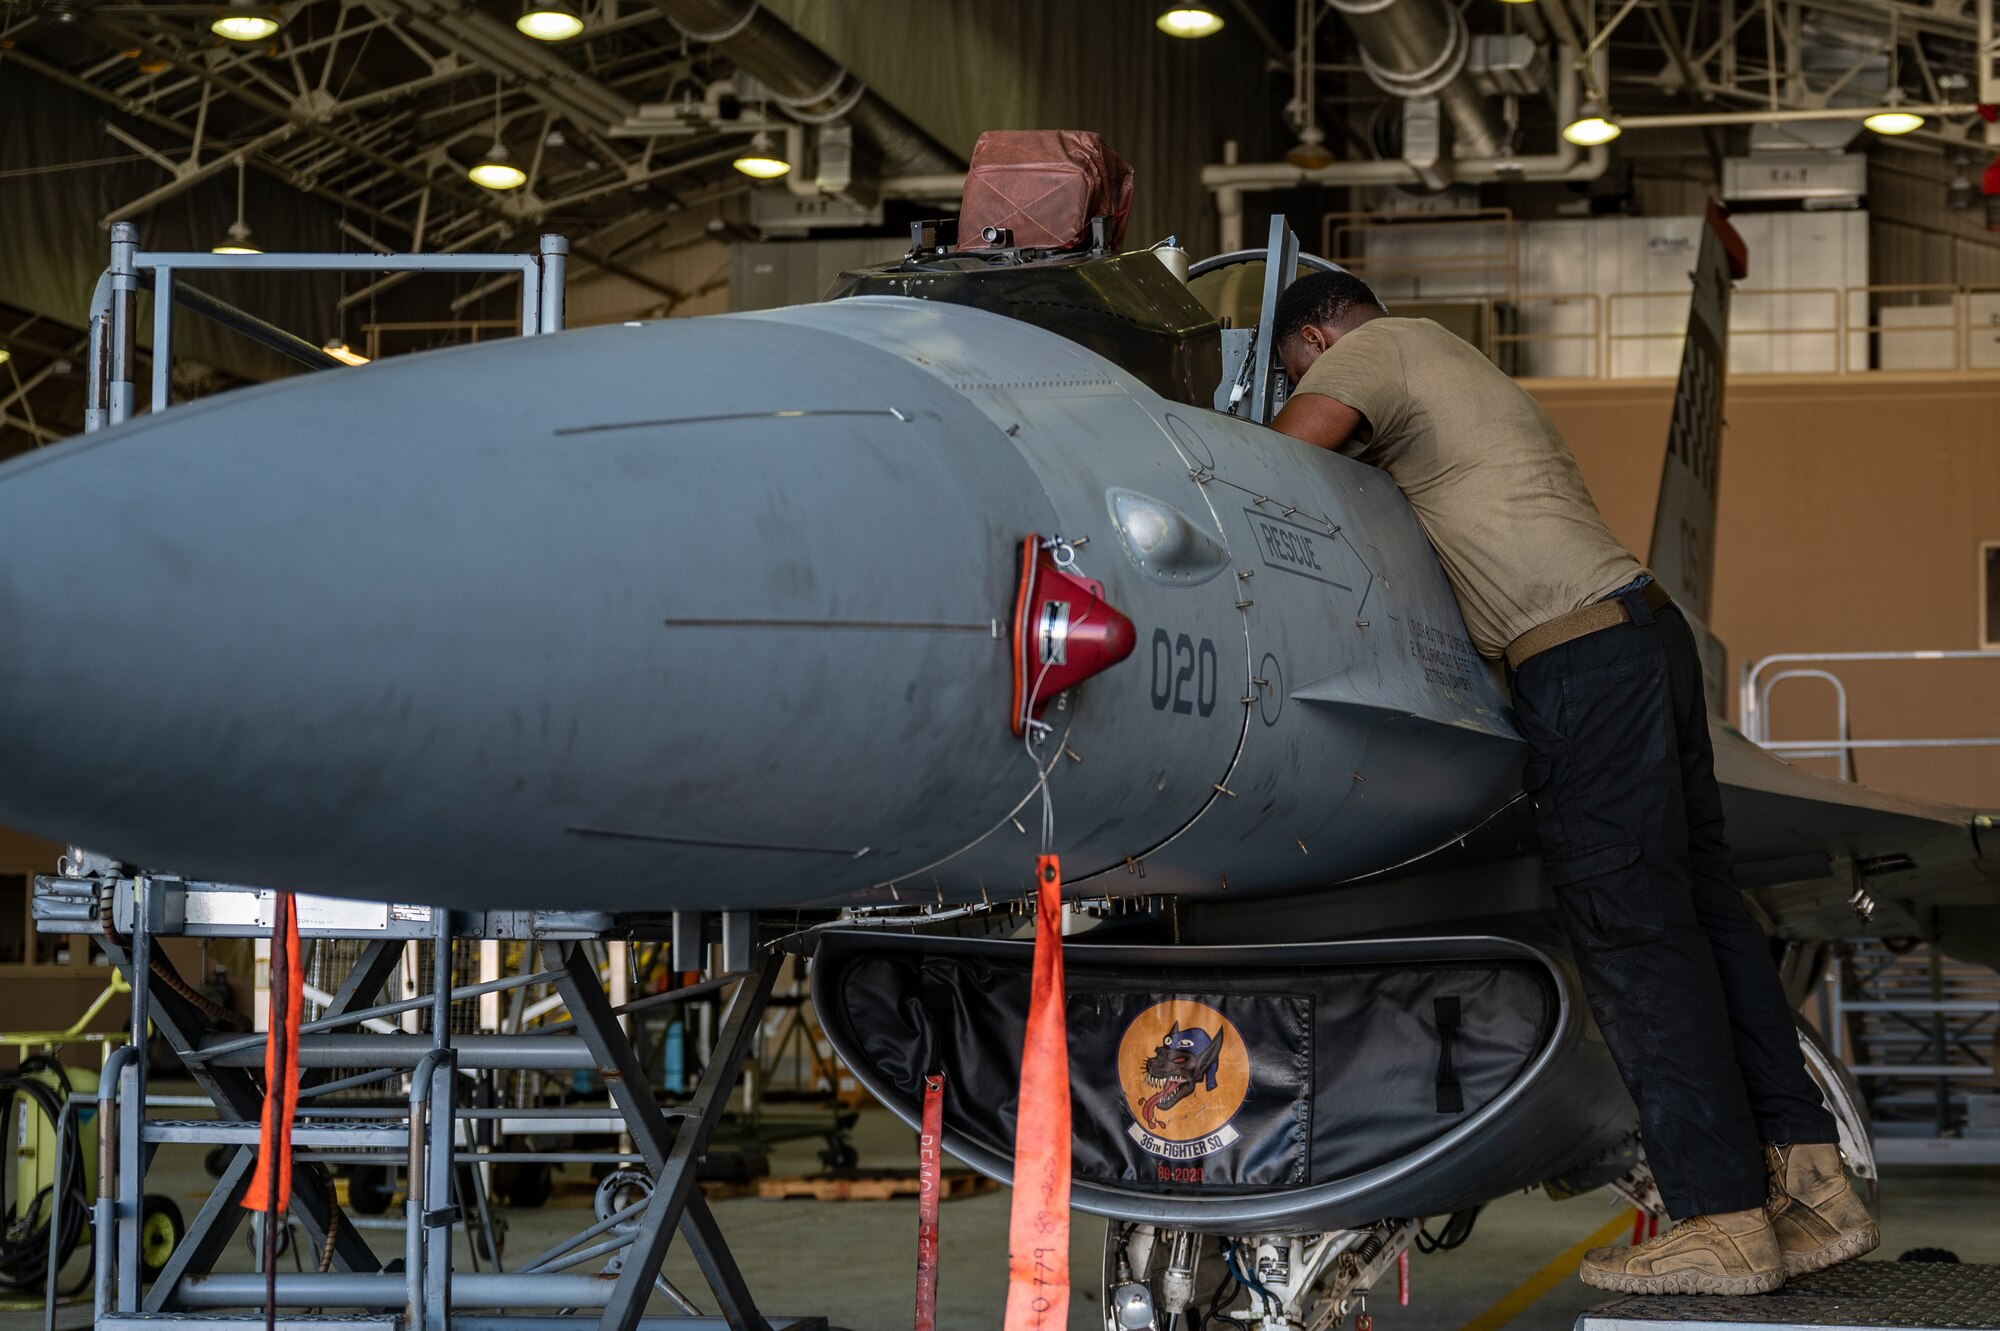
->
[1534,372,2000,812]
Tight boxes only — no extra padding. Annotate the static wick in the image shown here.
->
[1235,599,1254,610]
[1237,569,1254,580]
[889,883,900,900]
[1220,874,1230,890]
[1297,837,1309,854]
[1356,619,1370,628]
[1011,816,1027,834]
[1125,857,1146,879]
[1214,784,1236,798]
[1063,745,1083,764]
[1352,771,1367,783]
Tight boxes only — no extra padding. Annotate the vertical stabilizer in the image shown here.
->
[1648,199,1746,710]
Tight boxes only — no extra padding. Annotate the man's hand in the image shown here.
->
[1271,392,1365,452]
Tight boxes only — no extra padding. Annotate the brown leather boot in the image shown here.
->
[1578,1209,1786,1295]
[1764,1143,1879,1276]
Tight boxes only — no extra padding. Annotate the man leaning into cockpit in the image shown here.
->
[1267,268,1876,1298]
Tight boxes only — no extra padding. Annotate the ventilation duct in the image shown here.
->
[1323,0,1507,158]
[647,0,961,181]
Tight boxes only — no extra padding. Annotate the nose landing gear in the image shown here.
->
[1103,1218,1418,1330]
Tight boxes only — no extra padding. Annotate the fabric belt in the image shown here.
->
[1504,580,1674,671]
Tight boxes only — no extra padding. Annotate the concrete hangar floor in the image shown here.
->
[20,1090,1996,1331]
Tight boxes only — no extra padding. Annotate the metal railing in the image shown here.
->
[1322,208,1521,293]
[1740,649,2000,782]
[1493,292,1603,379]
[1310,210,2000,378]
[84,222,567,431]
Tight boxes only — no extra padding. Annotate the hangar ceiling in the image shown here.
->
[1,0,1995,459]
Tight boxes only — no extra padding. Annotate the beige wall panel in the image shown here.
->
[1530,373,2000,810]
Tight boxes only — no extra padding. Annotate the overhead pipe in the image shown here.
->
[1615,102,1978,127]
[1324,0,1508,158]
[646,0,961,181]
[1202,48,1611,251]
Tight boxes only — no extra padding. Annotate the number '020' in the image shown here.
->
[1150,629,1217,717]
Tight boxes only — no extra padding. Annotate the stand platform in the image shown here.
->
[1579,1263,2000,1331]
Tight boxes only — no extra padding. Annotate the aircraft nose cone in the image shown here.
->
[0,314,1055,907]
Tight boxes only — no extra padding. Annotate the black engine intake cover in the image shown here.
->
[810,930,1632,1232]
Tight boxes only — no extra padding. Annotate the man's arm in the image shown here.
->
[1270,392,1366,452]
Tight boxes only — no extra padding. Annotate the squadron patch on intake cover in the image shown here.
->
[1117,1000,1252,1161]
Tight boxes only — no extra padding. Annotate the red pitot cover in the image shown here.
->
[960,130,1133,251]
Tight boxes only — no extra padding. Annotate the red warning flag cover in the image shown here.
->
[1003,856,1071,1330]
[915,1074,945,1331]
[242,893,302,1214]
[961,131,1133,251]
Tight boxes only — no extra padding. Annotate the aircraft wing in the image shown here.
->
[1708,720,1998,944]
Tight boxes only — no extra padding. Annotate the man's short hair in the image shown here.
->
[1272,268,1385,346]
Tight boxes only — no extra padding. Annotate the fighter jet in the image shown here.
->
[1,161,1992,1324]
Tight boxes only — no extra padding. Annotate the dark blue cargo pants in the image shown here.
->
[1511,588,1837,1218]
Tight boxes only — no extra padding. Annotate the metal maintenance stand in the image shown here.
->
[44,225,823,1329]
[33,870,819,1331]
[1577,1263,2000,1331]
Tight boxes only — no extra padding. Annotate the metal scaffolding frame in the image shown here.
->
[32,871,821,1331]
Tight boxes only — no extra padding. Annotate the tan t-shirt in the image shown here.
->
[1293,317,1643,659]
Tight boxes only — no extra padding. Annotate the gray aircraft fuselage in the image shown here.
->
[0,294,1523,910]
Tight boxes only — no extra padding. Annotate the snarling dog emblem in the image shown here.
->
[1139,1022,1225,1129]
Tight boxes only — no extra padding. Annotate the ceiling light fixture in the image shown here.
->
[1285,126,1336,171]
[731,131,792,179]
[468,141,527,190]
[1863,108,1923,135]
[212,221,259,254]
[211,3,280,41]
[516,2,584,41]
[1156,5,1225,37]
[468,84,528,190]
[322,338,370,366]
[1562,103,1622,146]
[1868,14,1923,138]
[212,159,262,253]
